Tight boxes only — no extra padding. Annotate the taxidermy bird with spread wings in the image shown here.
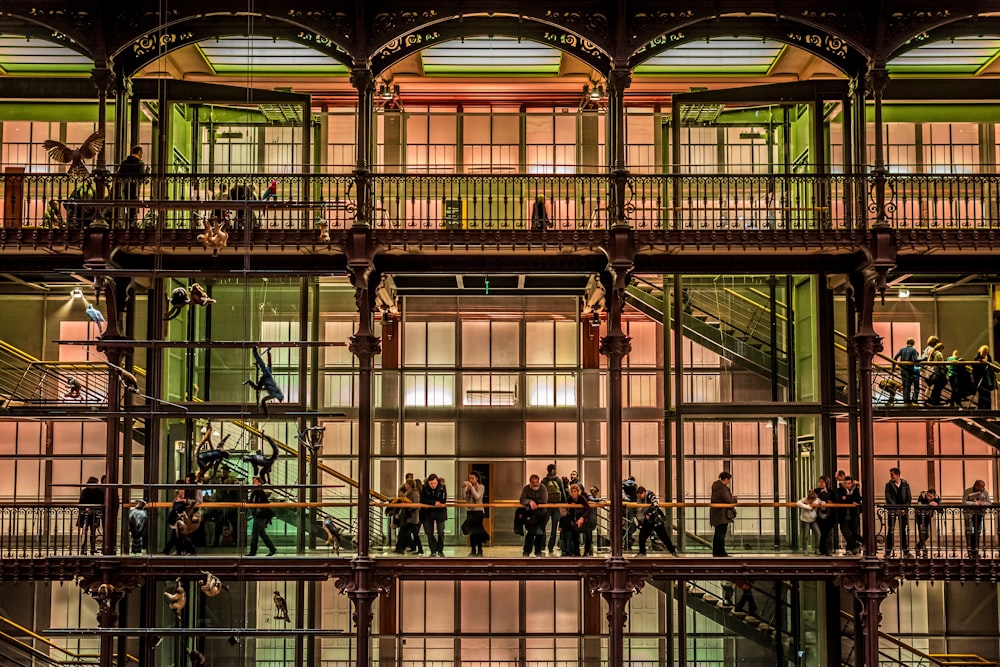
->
[43,130,105,177]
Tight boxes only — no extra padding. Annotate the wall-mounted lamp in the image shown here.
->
[589,85,605,101]
[379,83,400,100]
[228,636,241,647]
[70,288,84,300]
[592,311,601,326]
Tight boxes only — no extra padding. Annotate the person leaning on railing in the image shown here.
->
[962,480,992,559]
[972,346,997,410]
[915,488,940,557]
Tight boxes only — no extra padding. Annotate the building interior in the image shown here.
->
[1,1,1000,666]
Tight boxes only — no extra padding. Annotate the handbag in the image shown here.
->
[461,518,472,536]
[725,507,737,521]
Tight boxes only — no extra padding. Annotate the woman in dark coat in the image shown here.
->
[973,345,996,409]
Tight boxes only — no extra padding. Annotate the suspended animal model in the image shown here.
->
[197,216,229,255]
[163,578,187,621]
[297,425,325,454]
[199,571,225,598]
[273,591,290,622]
[43,130,105,177]
[85,302,105,334]
[164,287,189,321]
[244,347,284,414]
[244,434,279,484]
[194,421,231,481]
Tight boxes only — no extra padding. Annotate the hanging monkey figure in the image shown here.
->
[187,649,206,667]
[297,425,325,454]
[164,578,187,621]
[244,347,284,414]
[164,287,189,321]
[194,421,231,481]
[65,377,83,400]
[244,434,279,484]
[199,571,225,598]
[188,282,217,307]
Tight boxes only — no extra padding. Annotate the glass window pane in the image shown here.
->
[491,321,520,366]
[462,321,491,366]
[526,321,554,366]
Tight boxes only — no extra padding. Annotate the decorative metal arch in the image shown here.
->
[885,16,1000,61]
[0,11,96,60]
[628,17,867,75]
[880,5,986,57]
[111,14,354,78]
[627,7,871,62]
[370,15,612,77]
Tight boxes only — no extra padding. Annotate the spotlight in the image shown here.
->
[898,289,910,298]
[381,310,390,326]
[589,85,605,101]
[592,311,600,326]
[228,635,241,647]
[150,636,163,649]
[70,288,84,300]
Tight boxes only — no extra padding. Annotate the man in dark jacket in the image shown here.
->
[835,476,862,555]
[636,487,677,556]
[892,337,921,405]
[520,474,549,557]
[116,145,145,225]
[541,464,566,554]
[884,467,912,556]
[247,476,277,557]
[710,472,736,557]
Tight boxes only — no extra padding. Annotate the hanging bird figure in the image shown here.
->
[273,591,290,622]
[43,130,105,177]
[84,302,105,334]
[164,287,189,321]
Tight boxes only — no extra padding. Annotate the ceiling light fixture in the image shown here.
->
[898,289,910,298]
[70,288,84,300]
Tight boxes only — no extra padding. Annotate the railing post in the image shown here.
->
[351,68,376,227]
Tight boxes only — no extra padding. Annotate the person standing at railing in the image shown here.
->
[520,474,549,558]
[115,146,145,226]
[710,471,736,557]
[531,195,551,230]
[420,473,448,557]
[972,345,996,410]
[541,464,567,555]
[462,471,487,557]
[76,476,103,555]
[884,467,912,557]
[814,475,836,556]
[128,499,148,554]
[622,476,639,550]
[892,337,921,406]
[963,480,992,559]
[836,476,862,556]
[796,490,822,554]
[915,488,940,557]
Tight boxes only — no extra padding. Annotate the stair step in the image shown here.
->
[701,594,719,604]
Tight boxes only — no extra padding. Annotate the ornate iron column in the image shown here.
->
[351,68,376,227]
[79,571,137,667]
[846,59,898,667]
[597,228,637,664]
[606,69,632,227]
[344,227,381,667]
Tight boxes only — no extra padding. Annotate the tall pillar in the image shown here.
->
[351,69,376,226]
[847,60,897,658]
[344,227,381,667]
[598,227,637,665]
[84,67,116,267]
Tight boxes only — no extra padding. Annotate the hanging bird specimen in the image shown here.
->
[43,130,105,177]
[273,591,290,622]
[85,302,105,334]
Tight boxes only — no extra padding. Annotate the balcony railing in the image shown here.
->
[876,505,999,559]
[3,172,1000,233]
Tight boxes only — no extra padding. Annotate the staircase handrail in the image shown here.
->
[839,610,997,666]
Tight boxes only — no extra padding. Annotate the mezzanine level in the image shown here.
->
[1,172,999,274]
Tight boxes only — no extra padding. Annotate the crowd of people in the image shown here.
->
[891,337,996,408]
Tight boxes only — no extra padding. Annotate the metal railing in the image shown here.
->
[876,504,1000,559]
[4,172,1000,232]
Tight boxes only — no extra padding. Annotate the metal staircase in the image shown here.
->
[648,578,796,663]
[625,277,790,384]
[839,610,999,667]
[0,338,387,549]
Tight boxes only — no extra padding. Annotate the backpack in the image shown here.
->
[544,477,563,503]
